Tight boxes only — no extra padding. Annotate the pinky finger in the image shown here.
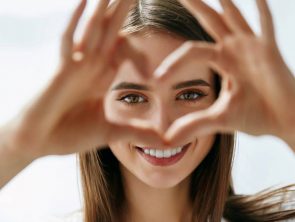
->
[61,0,87,59]
[256,0,275,42]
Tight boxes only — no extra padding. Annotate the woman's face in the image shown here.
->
[104,32,216,189]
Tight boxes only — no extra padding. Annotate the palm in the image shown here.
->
[44,99,107,155]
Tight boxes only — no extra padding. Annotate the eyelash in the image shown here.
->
[117,90,207,106]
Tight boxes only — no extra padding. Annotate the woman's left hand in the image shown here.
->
[154,0,295,149]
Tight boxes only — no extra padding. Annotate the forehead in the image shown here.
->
[112,31,212,85]
[129,31,186,70]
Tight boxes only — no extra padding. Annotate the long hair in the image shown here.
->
[79,1,295,221]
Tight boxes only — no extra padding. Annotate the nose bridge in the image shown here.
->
[152,100,172,133]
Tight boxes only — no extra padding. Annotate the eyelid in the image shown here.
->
[117,93,148,105]
[116,88,208,106]
[176,89,207,100]
[117,91,148,98]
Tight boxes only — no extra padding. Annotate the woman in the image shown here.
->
[0,0,294,221]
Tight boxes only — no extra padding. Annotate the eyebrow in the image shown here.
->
[111,79,211,91]
[172,79,211,90]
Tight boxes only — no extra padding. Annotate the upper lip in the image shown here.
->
[134,142,191,150]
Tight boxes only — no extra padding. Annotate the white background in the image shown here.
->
[0,0,294,221]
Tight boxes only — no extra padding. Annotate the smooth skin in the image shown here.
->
[0,2,294,217]
[104,32,215,222]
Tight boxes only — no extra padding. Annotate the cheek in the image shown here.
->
[108,140,142,175]
[108,140,131,163]
[182,134,216,174]
[171,99,216,133]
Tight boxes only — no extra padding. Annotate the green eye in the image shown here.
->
[119,94,147,105]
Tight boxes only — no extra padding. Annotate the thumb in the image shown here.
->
[108,119,168,146]
[164,109,223,145]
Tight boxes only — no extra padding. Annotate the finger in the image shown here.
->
[179,0,231,41]
[61,0,87,59]
[220,0,254,34]
[154,41,218,82]
[90,68,117,98]
[78,0,110,53]
[91,36,150,98]
[113,36,150,79]
[108,118,168,146]
[100,0,133,55]
[164,109,223,144]
[256,0,275,41]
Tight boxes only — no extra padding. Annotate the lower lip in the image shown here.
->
[135,143,191,167]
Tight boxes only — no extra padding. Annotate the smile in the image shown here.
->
[134,143,191,166]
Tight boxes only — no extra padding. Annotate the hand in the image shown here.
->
[154,0,295,147]
[1,0,163,160]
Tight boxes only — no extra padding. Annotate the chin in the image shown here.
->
[136,170,192,189]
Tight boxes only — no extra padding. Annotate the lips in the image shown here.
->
[134,143,191,166]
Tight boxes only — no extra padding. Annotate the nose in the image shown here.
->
[150,102,173,134]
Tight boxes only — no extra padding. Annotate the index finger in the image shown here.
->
[100,0,134,55]
[61,0,87,59]
[256,0,275,42]
[179,0,231,41]
[154,41,218,82]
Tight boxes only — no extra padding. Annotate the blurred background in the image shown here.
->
[0,0,294,221]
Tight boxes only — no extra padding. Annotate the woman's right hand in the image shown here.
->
[0,0,163,161]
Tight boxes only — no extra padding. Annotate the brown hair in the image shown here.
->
[79,1,295,221]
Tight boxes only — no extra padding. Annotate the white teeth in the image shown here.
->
[171,149,177,155]
[156,150,164,158]
[150,149,156,156]
[141,146,184,158]
[163,150,171,158]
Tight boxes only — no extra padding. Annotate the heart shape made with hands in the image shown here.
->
[103,51,224,147]
[103,0,286,147]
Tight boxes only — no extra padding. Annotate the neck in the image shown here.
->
[120,165,192,222]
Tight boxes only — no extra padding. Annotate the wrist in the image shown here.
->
[0,126,37,165]
[0,129,35,189]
